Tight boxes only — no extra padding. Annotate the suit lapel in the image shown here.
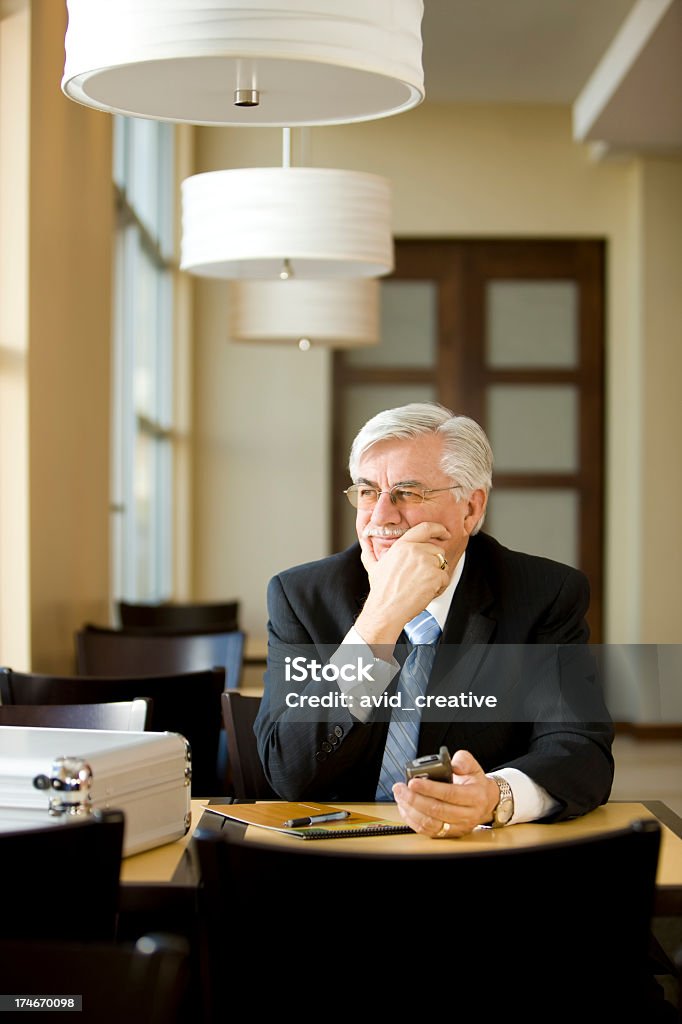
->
[343,544,370,629]
[441,539,495,644]
[420,538,497,752]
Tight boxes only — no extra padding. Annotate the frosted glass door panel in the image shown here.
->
[486,281,578,368]
[488,385,578,472]
[485,489,579,567]
[346,281,436,367]
[339,384,436,549]
[342,384,436,468]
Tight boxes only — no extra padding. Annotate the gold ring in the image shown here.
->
[437,552,448,571]
[434,821,451,838]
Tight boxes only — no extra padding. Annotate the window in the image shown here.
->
[112,116,175,601]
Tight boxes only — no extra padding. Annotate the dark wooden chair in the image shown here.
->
[75,626,246,690]
[193,818,662,1019]
[0,809,124,942]
[220,692,277,799]
[0,666,224,796]
[74,628,246,793]
[0,698,151,730]
[117,599,239,633]
[0,933,190,1024]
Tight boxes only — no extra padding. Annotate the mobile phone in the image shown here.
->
[405,746,452,783]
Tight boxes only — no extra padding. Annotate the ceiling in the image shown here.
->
[2,0,678,152]
[421,0,682,154]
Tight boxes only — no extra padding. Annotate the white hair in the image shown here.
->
[348,402,493,534]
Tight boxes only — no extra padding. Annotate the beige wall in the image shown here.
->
[193,103,676,644]
[0,0,112,673]
[639,158,682,641]
[0,5,31,670]
[192,266,332,635]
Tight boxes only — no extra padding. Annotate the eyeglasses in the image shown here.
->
[344,483,462,509]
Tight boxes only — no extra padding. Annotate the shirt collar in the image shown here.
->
[425,550,465,633]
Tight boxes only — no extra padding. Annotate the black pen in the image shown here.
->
[283,811,351,828]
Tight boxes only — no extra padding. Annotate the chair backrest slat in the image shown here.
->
[0,810,124,943]
[0,933,189,1024]
[118,600,239,633]
[221,691,277,800]
[75,627,246,690]
[0,698,151,731]
[1,666,225,796]
[194,817,662,1016]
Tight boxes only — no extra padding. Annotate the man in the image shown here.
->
[254,402,613,837]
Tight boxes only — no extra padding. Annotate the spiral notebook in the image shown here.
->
[205,801,413,840]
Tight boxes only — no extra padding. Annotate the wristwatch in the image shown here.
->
[488,774,514,827]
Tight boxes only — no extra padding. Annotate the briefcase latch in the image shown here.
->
[33,756,93,816]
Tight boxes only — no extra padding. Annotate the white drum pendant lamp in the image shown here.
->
[181,167,393,279]
[62,0,425,127]
[229,279,380,349]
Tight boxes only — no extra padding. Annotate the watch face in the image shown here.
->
[497,798,513,823]
[490,776,514,826]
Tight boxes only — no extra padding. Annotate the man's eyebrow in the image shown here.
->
[355,477,424,487]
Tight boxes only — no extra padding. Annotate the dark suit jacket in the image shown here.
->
[254,533,614,816]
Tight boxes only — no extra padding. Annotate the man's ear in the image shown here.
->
[464,488,487,534]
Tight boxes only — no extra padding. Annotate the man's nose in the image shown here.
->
[370,490,401,522]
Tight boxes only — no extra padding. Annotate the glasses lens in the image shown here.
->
[344,486,358,508]
[391,487,424,505]
[345,485,377,508]
[345,485,427,508]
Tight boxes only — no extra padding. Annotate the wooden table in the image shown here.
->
[120,798,682,915]
[120,800,207,886]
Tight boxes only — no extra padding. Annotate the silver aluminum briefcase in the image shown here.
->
[0,726,191,856]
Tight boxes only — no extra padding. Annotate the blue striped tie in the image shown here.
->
[375,610,442,801]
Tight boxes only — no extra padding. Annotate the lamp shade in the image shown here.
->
[62,0,424,126]
[181,167,393,279]
[229,279,380,348]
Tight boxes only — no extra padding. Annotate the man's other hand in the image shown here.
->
[392,750,500,838]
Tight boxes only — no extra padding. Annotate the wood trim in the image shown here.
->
[577,241,605,646]
[479,369,583,384]
[340,367,435,385]
[492,473,580,488]
[614,722,682,741]
[331,349,346,552]
[457,239,604,640]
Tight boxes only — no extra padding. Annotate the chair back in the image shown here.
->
[0,933,189,1024]
[193,817,661,1016]
[0,810,124,942]
[75,626,246,689]
[220,692,277,799]
[0,666,224,796]
[118,599,239,633]
[0,698,151,730]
